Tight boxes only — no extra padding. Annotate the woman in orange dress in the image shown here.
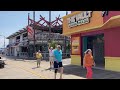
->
[83,49,95,79]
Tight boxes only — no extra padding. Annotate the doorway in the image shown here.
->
[82,34,105,68]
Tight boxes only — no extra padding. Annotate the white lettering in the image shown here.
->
[68,11,93,28]
[86,11,92,18]
[102,11,108,17]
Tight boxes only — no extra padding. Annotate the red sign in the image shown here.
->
[27,26,34,40]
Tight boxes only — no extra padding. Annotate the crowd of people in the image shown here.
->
[35,44,96,79]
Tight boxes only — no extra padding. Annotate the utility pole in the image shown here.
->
[0,35,5,55]
[33,11,36,55]
[3,36,5,55]
[27,13,30,58]
[49,11,51,43]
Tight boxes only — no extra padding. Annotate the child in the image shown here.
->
[83,49,95,79]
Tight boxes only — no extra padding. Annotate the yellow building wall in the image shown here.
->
[63,11,103,35]
[105,57,120,72]
[71,55,81,66]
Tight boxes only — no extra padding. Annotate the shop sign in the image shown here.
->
[37,40,48,43]
[36,33,65,40]
[71,37,80,54]
[67,11,93,28]
[29,41,34,44]
[54,40,63,44]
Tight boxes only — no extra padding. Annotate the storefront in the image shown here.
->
[63,11,120,72]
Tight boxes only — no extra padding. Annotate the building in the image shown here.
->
[6,29,28,57]
[62,11,120,72]
[0,48,5,54]
[7,15,70,60]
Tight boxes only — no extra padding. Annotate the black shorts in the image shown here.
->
[54,61,63,69]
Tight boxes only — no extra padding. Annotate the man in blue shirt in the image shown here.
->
[53,45,63,79]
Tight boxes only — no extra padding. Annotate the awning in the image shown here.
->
[63,15,120,35]
[11,43,19,47]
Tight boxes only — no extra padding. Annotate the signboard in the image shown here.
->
[36,40,48,43]
[29,41,34,44]
[54,40,63,44]
[36,32,66,40]
[36,40,63,44]
[67,11,93,28]
[27,26,34,40]
[71,37,80,54]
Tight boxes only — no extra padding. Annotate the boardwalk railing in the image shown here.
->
[18,52,28,59]
[18,52,70,60]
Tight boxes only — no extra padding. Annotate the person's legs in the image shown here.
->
[54,61,58,79]
[49,57,52,69]
[59,62,63,79]
[54,69,58,79]
[51,57,54,68]
[37,59,40,67]
[59,67,63,79]
[37,59,39,68]
[86,66,93,79]
[86,67,89,78]
[88,67,93,79]
[39,59,41,67]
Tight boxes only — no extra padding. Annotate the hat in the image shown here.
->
[50,47,53,49]
[84,49,92,54]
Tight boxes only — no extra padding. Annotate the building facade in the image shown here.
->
[63,11,120,72]
[6,29,28,57]
[7,29,70,60]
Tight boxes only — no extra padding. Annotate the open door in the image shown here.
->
[81,36,87,65]
[92,34,105,68]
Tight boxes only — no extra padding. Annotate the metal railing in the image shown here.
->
[18,52,28,58]
[17,52,70,60]
[33,52,70,60]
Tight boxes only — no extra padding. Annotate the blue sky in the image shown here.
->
[0,11,71,48]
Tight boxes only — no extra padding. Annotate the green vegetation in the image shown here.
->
[49,40,58,49]
[66,43,71,50]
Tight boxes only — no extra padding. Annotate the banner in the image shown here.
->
[27,26,34,40]
[71,37,80,54]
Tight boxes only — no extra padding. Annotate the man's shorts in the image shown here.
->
[54,61,63,69]
[49,56,54,62]
[37,59,41,64]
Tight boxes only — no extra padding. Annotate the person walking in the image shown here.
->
[53,45,63,79]
[48,47,54,70]
[36,50,42,68]
[83,49,95,79]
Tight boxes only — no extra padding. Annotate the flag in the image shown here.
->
[27,26,34,40]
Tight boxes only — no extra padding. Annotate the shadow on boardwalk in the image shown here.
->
[63,65,120,79]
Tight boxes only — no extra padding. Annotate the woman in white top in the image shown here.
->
[48,47,54,70]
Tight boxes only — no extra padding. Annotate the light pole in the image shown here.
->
[49,11,51,43]
[27,13,30,58]
[33,11,36,54]
[0,35,5,54]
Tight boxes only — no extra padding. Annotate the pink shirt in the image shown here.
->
[49,49,54,57]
